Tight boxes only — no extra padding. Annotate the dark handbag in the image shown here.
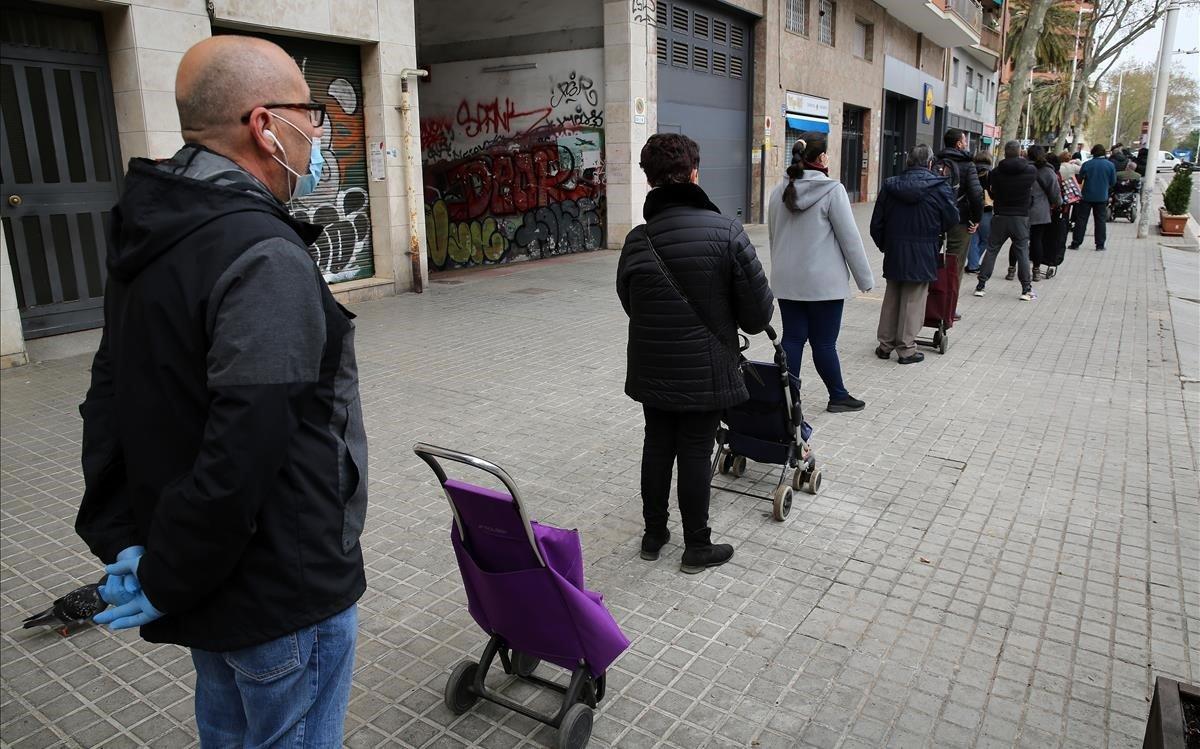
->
[641,227,762,385]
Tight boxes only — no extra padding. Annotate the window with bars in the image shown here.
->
[671,6,689,34]
[730,25,744,48]
[693,45,709,72]
[693,12,709,39]
[852,18,872,60]
[656,1,667,27]
[786,0,808,36]
[952,57,959,85]
[729,55,743,79]
[818,0,835,46]
[657,36,668,63]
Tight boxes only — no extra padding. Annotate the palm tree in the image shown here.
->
[1007,0,1078,74]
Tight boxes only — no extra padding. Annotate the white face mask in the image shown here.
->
[264,113,324,199]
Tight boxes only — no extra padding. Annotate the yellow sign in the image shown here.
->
[923,84,935,124]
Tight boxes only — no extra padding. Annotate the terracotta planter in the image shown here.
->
[1160,208,1189,237]
[1143,676,1200,748]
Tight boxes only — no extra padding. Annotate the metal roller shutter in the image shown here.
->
[248,32,375,283]
[655,0,752,220]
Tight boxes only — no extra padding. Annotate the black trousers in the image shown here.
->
[640,405,721,547]
[1029,222,1049,266]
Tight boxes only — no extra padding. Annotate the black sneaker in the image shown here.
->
[1004,266,1016,281]
[680,543,734,574]
[898,352,925,364]
[1068,244,1080,250]
[1095,246,1106,251]
[640,529,670,561]
[827,396,866,413]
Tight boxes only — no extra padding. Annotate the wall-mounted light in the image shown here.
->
[481,62,538,73]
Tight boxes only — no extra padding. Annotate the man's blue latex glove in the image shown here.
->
[94,555,164,630]
[99,546,144,606]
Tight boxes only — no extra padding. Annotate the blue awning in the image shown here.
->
[786,115,830,133]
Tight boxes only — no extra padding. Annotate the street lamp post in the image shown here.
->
[1024,66,1038,143]
[1111,69,1125,146]
[1137,3,1181,239]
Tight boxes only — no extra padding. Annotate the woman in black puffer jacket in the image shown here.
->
[617,133,774,574]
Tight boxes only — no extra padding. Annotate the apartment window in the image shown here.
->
[952,57,960,85]
[852,18,873,60]
[786,0,808,36]
[965,65,973,84]
[818,0,835,46]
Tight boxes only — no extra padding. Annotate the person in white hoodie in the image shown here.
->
[767,134,875,413]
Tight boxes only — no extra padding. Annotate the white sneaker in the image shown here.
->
[1019,290,1038,301]
[974,287,986,297]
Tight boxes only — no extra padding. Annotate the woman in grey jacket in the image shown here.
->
[1027,145,1062,282]
[767,135,874,413]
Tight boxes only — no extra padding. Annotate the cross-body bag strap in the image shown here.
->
[641,227,761,383]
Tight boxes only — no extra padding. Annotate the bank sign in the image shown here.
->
[786,91,830,119]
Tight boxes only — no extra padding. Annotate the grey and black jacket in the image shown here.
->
[76,145,367,652]
[617,182,774,411]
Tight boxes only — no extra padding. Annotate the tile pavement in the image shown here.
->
[1,207,1197,748]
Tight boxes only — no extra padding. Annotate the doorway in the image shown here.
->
[840,105,865,202]
[1,1,124,339]
[881,93,915,185]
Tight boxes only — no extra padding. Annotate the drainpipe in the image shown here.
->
[397,68,429,293]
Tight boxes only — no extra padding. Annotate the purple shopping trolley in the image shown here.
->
[414,444,629,749]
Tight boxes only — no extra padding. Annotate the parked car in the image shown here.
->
[1155,150,1187,173]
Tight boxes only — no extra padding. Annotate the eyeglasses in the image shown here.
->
[240,101,327,128]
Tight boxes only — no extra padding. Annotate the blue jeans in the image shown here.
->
[778,299,849,401]
[191,605,357,748]
[967,210,993,270]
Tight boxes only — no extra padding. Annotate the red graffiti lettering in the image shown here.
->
[455,98,553,138]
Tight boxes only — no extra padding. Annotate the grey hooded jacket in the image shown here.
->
[766,172,874,301]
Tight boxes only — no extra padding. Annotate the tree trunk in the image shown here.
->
[1001,0,1056,143]
[1057,78,1089,152]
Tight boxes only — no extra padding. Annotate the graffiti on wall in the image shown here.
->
[420,60,606,270]
[288,58,374,283]
[632,0,656,25]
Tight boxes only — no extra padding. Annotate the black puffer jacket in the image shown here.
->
[617,183,774,411]
[935,147,984,225]
[989,156,1038,217]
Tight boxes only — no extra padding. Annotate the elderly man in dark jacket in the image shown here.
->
[974,140,1040,300]
[870,145,960,364]
[617,133,774,574]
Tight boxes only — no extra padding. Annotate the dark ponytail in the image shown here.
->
[782,132,829,211]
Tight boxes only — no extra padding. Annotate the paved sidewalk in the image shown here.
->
[2,209,1197,749]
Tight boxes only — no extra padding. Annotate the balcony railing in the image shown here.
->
[939,0,983,34]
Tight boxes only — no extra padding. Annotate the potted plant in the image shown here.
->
[1160,168,1192,236]
[1142,676,1200,748]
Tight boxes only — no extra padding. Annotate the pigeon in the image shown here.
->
[22,582,107,636]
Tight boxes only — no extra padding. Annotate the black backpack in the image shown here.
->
[931,156,966,212]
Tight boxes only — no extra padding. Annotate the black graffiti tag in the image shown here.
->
[550,72,599,109]
[632,0,655,24]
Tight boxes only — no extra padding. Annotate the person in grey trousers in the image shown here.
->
[974,140,1039,301]
[869,145,960,364]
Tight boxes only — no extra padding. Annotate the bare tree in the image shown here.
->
[1055,0,1170,151]
[1000,0,1056,142]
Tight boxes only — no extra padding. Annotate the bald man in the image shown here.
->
[76,36,366,746]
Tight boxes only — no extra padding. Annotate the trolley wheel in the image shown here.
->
[444,660,479,715]
[511,650,540,678]
[792,466,808,491]
[716,447,731,475]
[804,468,823,495]
[937,329,948,355]
[557,703,594,749]
[730,455,747,478]
[771,485,793,522]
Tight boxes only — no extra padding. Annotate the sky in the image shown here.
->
[1121,5,1200,81]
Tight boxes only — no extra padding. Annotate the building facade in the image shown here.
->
[1,0,1002,367]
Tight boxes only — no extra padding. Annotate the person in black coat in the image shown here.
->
[974,140,1039,300]
[870,144,960,364]
[935,129,985,282]
[617,133,774,574]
